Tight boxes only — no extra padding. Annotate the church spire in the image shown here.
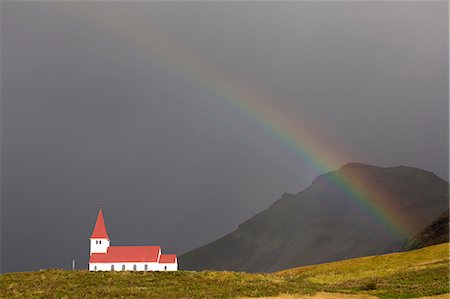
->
[90,209,109,240]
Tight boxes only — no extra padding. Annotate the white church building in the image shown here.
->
[89,209,178,272]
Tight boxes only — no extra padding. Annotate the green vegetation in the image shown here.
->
[278,242,449,298]
[1,243,448,298]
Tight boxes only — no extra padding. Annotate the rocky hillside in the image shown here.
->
[403,208,449,251]
[180,163,449,272]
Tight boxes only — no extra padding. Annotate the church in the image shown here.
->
[88,209,178,271]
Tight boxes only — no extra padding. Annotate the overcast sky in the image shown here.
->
[1,2,448,273]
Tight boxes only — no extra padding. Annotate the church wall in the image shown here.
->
[157,262,178,271]
[90,238,110,255]
[89,262,177,271]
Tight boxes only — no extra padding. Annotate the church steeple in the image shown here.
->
[90,209,110,255]
[90,209,109,239]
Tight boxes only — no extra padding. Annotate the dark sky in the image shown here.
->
[1,2,448,273]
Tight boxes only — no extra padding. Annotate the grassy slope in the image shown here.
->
[1,243,448,299]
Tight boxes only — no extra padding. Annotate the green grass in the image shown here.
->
[1,243,448,298]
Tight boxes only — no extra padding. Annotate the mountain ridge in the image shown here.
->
[180,163,449,272]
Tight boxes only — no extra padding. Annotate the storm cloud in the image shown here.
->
[1,2,448,272]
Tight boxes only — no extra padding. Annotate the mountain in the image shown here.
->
[180,163,449,272]
[402,208,449,251]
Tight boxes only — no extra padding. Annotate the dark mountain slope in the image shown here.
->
[403,208,449,251]
[180,163,449,272]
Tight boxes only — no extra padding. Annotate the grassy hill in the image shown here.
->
[1,243,448,298]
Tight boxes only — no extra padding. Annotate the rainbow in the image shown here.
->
[64,6,412,239]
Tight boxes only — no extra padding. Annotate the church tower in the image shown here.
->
[90,209,110,255]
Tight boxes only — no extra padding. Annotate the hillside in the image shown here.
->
[1,243,448,298]
[403,209,449,251]
[180,163,449,272]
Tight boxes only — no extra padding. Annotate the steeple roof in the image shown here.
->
[90,209,109,239]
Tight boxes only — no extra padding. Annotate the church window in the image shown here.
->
[111,265,114,271]
[122,265,125,271]
[164,266,167,271]
[99,240,101,244]
[133,264,137,271]
[95,240,98,244]
[94,266,97,271]
[144,264,148,271]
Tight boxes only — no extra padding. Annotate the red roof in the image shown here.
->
[90,246,161,263]
[90,209,109,239]
[159,254,177,263]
